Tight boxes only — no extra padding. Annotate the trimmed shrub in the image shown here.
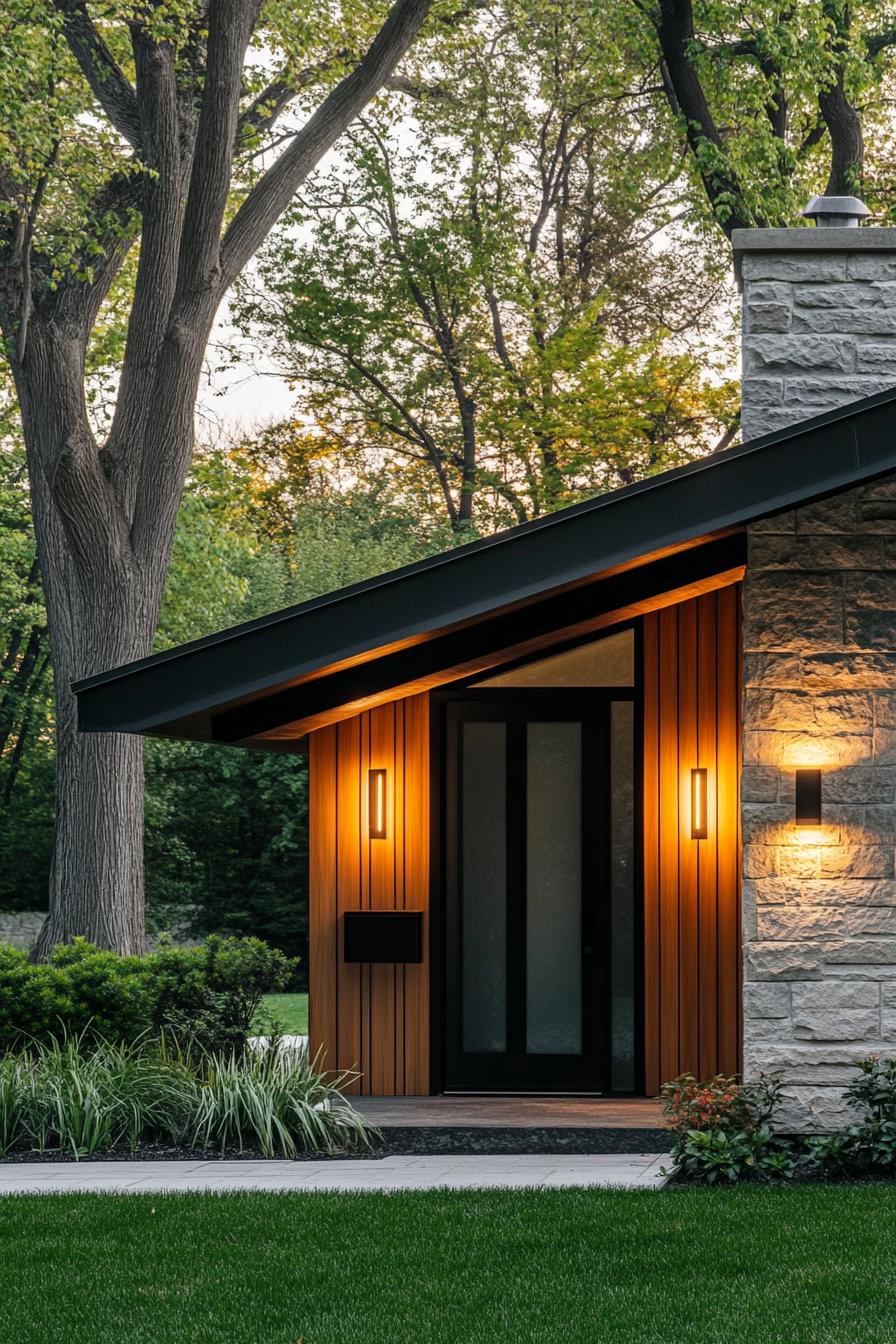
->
[661,1072,792,1183]
[0,936,296,1053]
[664,1058,896,1184]
[807,1055,896,1176]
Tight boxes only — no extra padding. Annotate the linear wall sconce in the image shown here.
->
[368,768,387,840]
[795,768,822,826]
[691,768,707,840]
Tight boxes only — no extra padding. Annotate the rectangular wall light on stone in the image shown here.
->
[795,768,822,826]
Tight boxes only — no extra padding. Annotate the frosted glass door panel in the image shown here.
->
[526,722,583,1054]
[461,721,507,1053]
[610,701,635,1090]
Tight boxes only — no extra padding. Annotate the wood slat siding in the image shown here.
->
[308,694,429,1095]
[642,584,742,1095]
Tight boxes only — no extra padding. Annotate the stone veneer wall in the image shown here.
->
[737,228,896,1130]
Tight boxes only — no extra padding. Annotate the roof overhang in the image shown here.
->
[74,387,896,748]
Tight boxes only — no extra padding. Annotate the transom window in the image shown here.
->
[471,627,634,689]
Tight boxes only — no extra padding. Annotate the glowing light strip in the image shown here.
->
[369,769,387,839]
[691,768,707,840]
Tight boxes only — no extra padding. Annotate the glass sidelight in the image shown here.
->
[446,691,637,1093]
[526,722,583,1055]
[460,721,507,1053]
[610,701,635,1091]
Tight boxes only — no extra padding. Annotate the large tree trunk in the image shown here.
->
[34,712,146,957]
[29,510,155,958]
[16,325,162,959]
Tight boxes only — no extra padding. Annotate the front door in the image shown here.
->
[443,696,637,1092]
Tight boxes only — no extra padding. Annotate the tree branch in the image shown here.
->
[52,0,142,149]
[819,0,863,195]
[866,27,896,56]
[15,144,57,363]
[383,73,458,102]
[105,31,184,507]
[52,167,144,335]
[219,0,433,292]
[172,0,262,302]
[646,0,759,235]
[236,57,347,147]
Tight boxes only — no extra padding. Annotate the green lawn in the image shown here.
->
[257,991,308,1035]
[2,1185,896,1343]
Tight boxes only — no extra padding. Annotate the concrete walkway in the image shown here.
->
[0,1153,670,1194]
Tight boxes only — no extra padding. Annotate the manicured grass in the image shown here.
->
[2,1185,896,1343]
[257,991,308,1034]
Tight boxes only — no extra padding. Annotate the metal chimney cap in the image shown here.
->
[802,194,871,227]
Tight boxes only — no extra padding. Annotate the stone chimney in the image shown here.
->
[734,205,896,1133]
[736,204,896,440]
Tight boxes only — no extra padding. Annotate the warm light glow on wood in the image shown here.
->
[691,767,707,840]
[369,768,387,839]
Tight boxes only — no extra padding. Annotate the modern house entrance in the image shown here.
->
[439,632,638,1094]
[75,210,896,1131]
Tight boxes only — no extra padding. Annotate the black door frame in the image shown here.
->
[428,620,644,1095]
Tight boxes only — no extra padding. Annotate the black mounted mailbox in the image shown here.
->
[343,911,424,964]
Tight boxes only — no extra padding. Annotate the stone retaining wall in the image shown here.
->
[0,909,200,954]
[0,911,46,950]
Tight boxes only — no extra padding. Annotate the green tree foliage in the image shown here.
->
[0,429,53,908]
[633,0,896,235]
[234,0,740,527]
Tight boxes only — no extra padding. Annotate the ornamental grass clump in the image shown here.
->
[0,1034,377,1159]
[187,1046,374,1158]
[8,1036,192,1156]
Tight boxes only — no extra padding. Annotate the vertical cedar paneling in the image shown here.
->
[368,704,396,1095]
[309,694,429,1095]
[716,585,742,1075]
[643,584,741,1093]
[336,716,362,1094]
[697,592,719,1080]
[677,600,699,1073]
[358,715,370,1089]
[394,702,406,1096]
[311,585,737,1099]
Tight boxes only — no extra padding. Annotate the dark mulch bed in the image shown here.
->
[375,1125,671,1155]
[0,1142,378,1164]
[0,1124,671,1163]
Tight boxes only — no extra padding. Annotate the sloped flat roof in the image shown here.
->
[74,386,896,747]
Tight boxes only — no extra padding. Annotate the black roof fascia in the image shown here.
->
[74,386,896,737]
[211,533,746,742]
